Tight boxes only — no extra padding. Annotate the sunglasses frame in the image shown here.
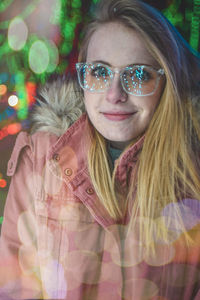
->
[76,62,165,96]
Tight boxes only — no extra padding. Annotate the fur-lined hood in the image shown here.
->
[31,76,85,136]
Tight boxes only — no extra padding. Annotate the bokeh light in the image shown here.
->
[7,123,21,135]
[0,123,22,140]
[29,40,49,74]
[0,73,9,84]
[0,84,7,95]
[0,107,16,122]
[26,82,37,106]
[72,0,82,9]
[0,179,7,188]
[46,41,59,73]
[8,17,28,51]
[0,122,22,140]
[41,260,67,298]
[8,95,18,107]
[14,72,28,120]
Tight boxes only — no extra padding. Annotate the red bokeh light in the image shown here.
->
[0,179,7,188]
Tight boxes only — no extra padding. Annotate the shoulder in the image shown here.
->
[7,75,87,176]
[7,113,88,177]
[7,131,59,176]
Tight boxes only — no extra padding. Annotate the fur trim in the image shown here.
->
[31,76,85,136]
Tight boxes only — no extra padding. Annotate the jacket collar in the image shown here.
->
[47,112,144,175]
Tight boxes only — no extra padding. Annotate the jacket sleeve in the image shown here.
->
[0,132,43,299]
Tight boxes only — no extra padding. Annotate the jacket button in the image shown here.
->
[86,187,94,195]
[64,168,73,176]
[53,153,60,161]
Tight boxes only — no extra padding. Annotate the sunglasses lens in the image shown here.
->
[122,66,159,96]
[78,64,112,92]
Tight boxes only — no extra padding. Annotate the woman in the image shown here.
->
[0,0,200,299]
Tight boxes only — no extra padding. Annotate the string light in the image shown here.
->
[60,0,82,56]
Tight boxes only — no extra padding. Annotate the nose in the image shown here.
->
[105,74,128,104]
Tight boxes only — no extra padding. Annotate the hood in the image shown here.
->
[31,75,85,136]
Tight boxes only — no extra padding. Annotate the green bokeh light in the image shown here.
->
[15,72,24,84]
[17,109,27,120]
[0,0,14,12]
[190,0,200,51]
[29,40,49,74]
[72,0,82,9]
[8,17,28,51]
[63,22,76,40]
[46,41,59,73]
[60,43,73,56]
[50,0,61,25]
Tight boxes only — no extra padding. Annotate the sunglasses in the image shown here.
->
[76,62,165,96]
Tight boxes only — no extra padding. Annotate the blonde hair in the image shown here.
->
[79,0,200,251]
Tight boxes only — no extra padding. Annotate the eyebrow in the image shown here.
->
[91,60,112,66]
[89,60,157,69]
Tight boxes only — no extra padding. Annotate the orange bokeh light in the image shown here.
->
[0,84,7,96]
[7,123,21,135]
[0,179,7,188]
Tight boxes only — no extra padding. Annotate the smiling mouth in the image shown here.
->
[102,112,136,121]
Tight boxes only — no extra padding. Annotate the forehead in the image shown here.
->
[86,22,157,67]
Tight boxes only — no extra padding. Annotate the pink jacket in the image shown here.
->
[0,79,200,300]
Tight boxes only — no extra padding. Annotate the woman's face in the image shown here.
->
[84,22,165,149]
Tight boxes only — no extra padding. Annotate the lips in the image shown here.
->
[102,111,136,121]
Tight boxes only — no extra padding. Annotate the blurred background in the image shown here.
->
[0,0,199,230]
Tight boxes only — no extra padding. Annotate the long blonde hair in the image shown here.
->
[78,0,200,249]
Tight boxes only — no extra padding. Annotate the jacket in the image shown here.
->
[0,78,200,300]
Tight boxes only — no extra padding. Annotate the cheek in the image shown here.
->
[83,95,101,129]
[145,78,165,112]
[132,95,161,116]
[145,90,163,113]
[83,93,93,113]
[84,92,101,114]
